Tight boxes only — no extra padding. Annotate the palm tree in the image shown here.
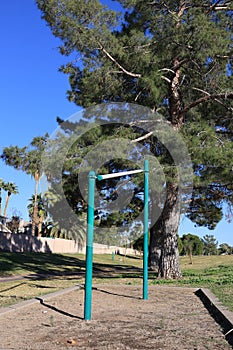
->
[1,134,49,235]
[0,178,3,216]
[3,182,19,217]
[27,193,47,236]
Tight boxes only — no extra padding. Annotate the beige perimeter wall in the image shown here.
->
[0,232,139,255]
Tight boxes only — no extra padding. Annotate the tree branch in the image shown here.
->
[205,0,233,13]
[215,55,232,59]
[161,75,171,83]
[131,132,153,143]
[192,88,231,110]
[181,92,233,114]
[160,58,189,84]
[99,43,141,78]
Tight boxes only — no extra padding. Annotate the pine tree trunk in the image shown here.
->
[149,183,182,279]
[149,215,163,271]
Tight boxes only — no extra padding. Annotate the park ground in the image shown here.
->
[0,284,232,349]
[0,253,233,349]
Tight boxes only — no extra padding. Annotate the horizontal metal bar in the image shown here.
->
[97,169,143,181]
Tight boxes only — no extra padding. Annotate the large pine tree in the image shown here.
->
[36,0,233,278]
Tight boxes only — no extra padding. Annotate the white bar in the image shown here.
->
[97,169,143,180]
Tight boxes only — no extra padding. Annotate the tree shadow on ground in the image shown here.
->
[0,252,85,277]
[0,252,149,280]
[0,282,26,293]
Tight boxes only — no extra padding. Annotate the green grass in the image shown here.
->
[151,255,233,312]
[0,253,232,311]
[0,252,86,277]
[0,252,142,277]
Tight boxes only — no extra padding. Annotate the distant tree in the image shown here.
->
[133,235,144,253]
[203,234,218,255]
[178,236,183,255]
[1,135,49,235]
[181,233,204,263]
[2,182,19,217]
[95,227,120,246]
[218,243,232,255]
[6,215,21,233]
[27,193,47,236]
[0,178,3,216]
[42,187,86,242]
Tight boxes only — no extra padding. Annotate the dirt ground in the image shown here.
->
[0,284,231,350]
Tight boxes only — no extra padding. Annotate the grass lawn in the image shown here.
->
[0,252,232,311]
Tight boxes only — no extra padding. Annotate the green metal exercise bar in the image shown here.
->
[84,161,149,320]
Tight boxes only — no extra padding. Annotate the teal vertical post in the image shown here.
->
[143,160,149,300]
[84,170,96,320]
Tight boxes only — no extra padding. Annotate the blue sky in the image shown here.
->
[0,0,79,218]
[0,0,232,246]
